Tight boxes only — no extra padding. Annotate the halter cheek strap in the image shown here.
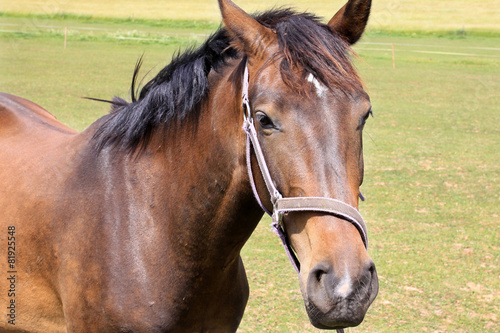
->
[241,64,368,274]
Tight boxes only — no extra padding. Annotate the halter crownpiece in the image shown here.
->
[241,63,368,274]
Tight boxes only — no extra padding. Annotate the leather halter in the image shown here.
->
[241,63,368,274]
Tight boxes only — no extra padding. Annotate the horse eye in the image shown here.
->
[360,109,374,128]
[256,112,274,129]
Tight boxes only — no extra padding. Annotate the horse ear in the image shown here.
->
[218,0,275,58]
[328,0,372,44]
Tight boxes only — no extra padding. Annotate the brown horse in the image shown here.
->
[0,0,377,331]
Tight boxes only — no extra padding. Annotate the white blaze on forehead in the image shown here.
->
[307,73,328,97]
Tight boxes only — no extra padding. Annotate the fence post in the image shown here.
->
[392,43,395,69]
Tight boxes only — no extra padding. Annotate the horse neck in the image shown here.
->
[97,62,263,270]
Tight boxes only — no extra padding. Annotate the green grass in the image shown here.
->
[1,6,499,333]
[3,0,500,33]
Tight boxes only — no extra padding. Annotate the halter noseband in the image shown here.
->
[241,63,368,274]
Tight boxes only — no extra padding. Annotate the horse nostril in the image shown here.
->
[365,260,379,302]
[310,262,331,283]
[364,261,377,282]
[367,261,375,275]
[314,267,325,283]
[307,262,335,313]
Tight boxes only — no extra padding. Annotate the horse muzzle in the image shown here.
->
[304,259,379,329]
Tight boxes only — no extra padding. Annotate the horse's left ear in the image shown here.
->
[218,0,275,58]
[328,0,372,44]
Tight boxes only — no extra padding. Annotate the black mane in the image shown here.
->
[93,8,361,153]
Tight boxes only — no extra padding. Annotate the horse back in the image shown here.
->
[0,92,77,138]
[0,93,83,332]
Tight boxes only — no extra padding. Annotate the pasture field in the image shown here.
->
[2,0,500,33]
[1,2,499,332]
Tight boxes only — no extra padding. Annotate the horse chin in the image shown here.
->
[305,301,365,330]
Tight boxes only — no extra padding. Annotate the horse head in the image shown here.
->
[219,0,378,329]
